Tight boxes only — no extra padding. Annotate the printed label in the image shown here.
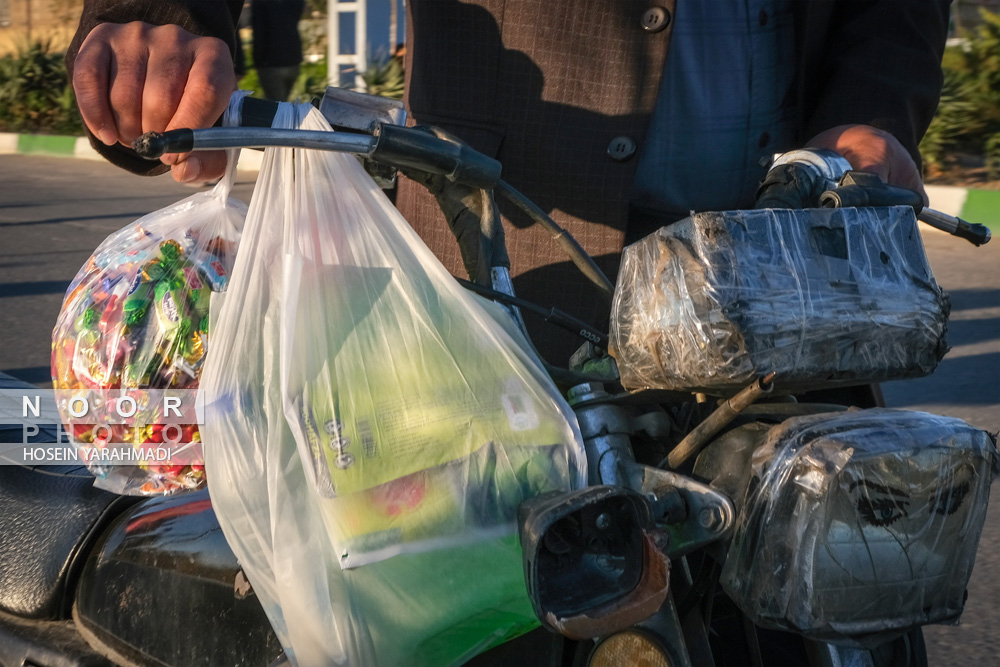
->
[161,292,180,323]
[127,274,143,295]
[182,267,204,289]
[501,380,539,432]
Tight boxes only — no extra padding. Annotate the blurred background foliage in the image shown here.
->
[0,6,994,185]
[0,39,83,134]
[0,37,401,135]
[920,9,1000,181]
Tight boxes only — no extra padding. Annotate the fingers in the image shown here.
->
[164,38,235,134]
[72,21,235,168]
[108,42,148,144]
[886,153,928,205]
[158,31,235,171]
[808,124,928,203]
[140,49,192,146]
[170,150,228,184]
[162,39,235,173]
[73,26,116,145]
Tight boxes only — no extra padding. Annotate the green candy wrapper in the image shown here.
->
[153,281,190,336]
[50,91,247,497]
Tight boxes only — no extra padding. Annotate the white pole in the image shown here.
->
[355,1,367,90]
[327,4,339,87]
[389,0,397,54]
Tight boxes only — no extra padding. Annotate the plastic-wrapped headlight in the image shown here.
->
[721,409,998,647]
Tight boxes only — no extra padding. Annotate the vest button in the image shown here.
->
[608,136,637,161]
[641,6,671,33]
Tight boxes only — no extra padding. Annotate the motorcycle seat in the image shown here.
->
[0,373,141,620]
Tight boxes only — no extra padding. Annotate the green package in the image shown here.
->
[285,263,577,567]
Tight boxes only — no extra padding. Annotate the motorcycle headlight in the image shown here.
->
[721,409,998,647]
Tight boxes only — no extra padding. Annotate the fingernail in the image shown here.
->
[180,157,202,183]
[97,129,117,146]
[161,153,177,166]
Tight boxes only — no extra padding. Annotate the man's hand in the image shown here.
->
[73,21,236,183]
[807,124,928,205]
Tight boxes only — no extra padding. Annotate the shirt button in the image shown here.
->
[641,6,671,33]
[608,136,637,161]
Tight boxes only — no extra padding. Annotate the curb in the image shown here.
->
[0,131,263,172]
[1,132,998,226]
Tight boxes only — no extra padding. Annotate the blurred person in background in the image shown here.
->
[251,0,305,102]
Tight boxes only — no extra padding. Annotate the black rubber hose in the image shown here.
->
[495,179,615,303]
[456,278,608,347]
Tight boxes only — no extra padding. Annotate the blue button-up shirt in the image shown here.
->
[632,0,798,218]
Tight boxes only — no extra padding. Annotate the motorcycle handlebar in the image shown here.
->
[133,123,502,191]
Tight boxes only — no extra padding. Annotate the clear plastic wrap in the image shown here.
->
[200,102,586,666]
[50,94,248,495]
[610,207,950,393]
[721,408,998,646]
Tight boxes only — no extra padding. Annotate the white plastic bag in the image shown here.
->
[51,92,249,495]
[201,102,586,665]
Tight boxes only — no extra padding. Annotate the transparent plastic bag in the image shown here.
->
[721,408,998,646]
[201,102,586,666]
[610,208,950,393]
[50,93,249,495]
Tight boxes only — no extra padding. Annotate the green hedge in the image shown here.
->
[0,40,84,135]
[921,9,1000,179]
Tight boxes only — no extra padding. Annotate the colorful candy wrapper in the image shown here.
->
[50,91,250,496]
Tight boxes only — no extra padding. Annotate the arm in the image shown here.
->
[797,1,951,200]
[66,0,242,180]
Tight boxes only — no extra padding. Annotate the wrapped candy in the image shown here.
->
[52,163,247,496]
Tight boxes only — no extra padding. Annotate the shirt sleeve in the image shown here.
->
[798,0,951,169]
[65,0,243,176]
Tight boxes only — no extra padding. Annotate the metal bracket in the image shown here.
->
[628,464,736,558]
[317,86,406,132]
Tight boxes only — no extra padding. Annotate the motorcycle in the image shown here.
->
[0,88,993,667]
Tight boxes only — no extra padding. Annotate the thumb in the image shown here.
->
[171,151,228,184]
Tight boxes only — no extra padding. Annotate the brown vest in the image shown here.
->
[398,1,676,362]
[65,0,948,363]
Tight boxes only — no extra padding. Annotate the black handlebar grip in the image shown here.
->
[755,163,826,209]
[819,171,924,213]
[819,184,924,211]
[954,218,992,247]
[239,97,280,128]
[371,123,501,190]
[133,130,194,160]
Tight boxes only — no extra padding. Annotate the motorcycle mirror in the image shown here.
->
[517,486,670,639]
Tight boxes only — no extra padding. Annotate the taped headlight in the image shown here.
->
[721,409,998,647]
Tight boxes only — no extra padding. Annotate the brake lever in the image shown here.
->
[819,170,991,246]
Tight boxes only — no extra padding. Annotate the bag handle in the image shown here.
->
[211,90,253,202]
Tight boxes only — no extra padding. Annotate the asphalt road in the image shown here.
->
[878,206,1000,663]
[1,154,998,664]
